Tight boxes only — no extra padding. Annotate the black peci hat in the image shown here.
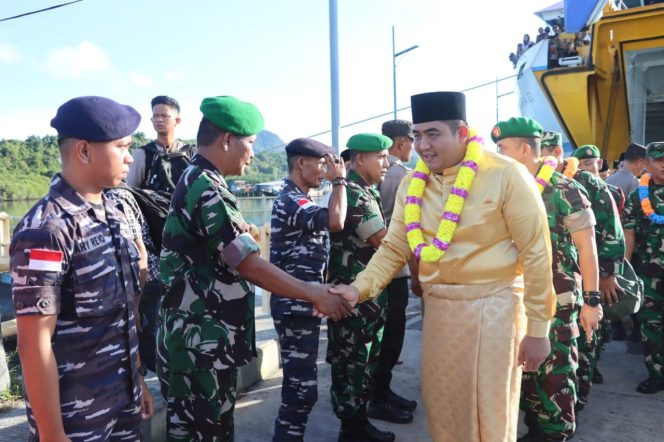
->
[410,92,466,124]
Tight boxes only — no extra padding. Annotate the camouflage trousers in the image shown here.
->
[272,314,322,441]
[326,293,387,420]
[521,303,580,441]
[28,399,142,442]
[157,357,238,442]
[577,316,600,406]
[639,276,664,379]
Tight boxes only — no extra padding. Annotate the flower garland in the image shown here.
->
[638,173,664,225]
[404,129,483,262]
[563,157,579,179]
[535,157,557,193]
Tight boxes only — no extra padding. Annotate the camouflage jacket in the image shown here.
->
[541,169,595,301]
[270,179,330,316]
[573,170,625,276]
[605,181,625,219]
[623,183,664,277]
[10,175,142,420]
[159,154,260,369]
[329,169,385,285]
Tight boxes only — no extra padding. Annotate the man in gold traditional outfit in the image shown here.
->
[332,91,556,442]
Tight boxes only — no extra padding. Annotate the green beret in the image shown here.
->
[346,133,392,152]
[541,131,562,148]
[199,96,264,136]
[572,144,600,159]
[647,141,664,159]
[490,117,543,143]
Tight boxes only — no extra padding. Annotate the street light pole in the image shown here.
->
[329,0,340,152]
[392,26,418,120]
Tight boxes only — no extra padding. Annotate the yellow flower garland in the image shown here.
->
[535,157,557,193]
[404,129,483,262]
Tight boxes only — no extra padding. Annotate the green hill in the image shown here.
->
[0,130,288,200]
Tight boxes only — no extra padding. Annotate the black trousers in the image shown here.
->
[372,276,409,402]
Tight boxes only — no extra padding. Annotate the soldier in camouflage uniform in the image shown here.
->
[575,147,625,217]
[269,138,347,441]
[327,133,395,442]
[10,96,153,441]
[494,118,602,442]
[624,141,664,394]
[157,97,354,442]
[542,139,625,408]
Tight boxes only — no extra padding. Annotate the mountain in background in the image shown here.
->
[254,130,285,154]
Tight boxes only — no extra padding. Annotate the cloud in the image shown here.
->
[45,41,112,79]
[128,72,153,88]
[0,43,18,63]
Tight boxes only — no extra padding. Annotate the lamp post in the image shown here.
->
[392,26,418,120]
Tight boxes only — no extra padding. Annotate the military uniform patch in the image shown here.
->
[28,249,62,271]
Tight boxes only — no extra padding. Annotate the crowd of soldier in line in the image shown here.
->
[7,91,664,442]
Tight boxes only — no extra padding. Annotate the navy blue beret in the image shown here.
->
[285,138,333,158]
[50,96,141,142]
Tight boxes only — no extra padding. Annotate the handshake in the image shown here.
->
[311,284,360,321]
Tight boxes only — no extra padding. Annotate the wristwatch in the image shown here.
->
[583,290,601,307]
[332,177,347,187]
[138,365,148,376]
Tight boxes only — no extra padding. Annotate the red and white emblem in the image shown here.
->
[28,249,63,271]
[296,198,315,210]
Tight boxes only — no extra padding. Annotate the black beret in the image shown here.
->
[411,92,466,124]
[382,119,413,139]
[599,158,609,172]
[624,142,647,160]
[340,149,351,162]
[285,138,333,158]
[50,96,141,142]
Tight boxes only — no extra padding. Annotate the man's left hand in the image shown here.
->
[599,275,621,306]
[517,336,550,372]
[139,377,154,420]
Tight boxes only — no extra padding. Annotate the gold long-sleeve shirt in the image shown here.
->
[352,150,556,338]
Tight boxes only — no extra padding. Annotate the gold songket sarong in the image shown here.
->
[421,278,526,442]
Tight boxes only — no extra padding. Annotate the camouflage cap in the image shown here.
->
[646,141,664,159]
[490,117,543,143]
[572,144,600,159]
[346,133,393,152]
[541,130,562,148]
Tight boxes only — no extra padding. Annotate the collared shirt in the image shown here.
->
[606,167,638,197]
[328,169,386,286]
[159,154,260,369]
[10,175,141,429]
[379,155,411,278]
[352,151,556,338]
[573,170,625,276]
[269,179,330,317]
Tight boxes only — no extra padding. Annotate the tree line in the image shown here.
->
[0,134,288,201]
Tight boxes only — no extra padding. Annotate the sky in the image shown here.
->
[0,0,555,150]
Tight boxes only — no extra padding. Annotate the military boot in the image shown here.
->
[338,417,395,442]
[518,412,547,442]
[636,377,664,394]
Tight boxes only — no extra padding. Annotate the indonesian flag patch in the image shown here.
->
[296,198,315,210]
[28,249,63,272]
